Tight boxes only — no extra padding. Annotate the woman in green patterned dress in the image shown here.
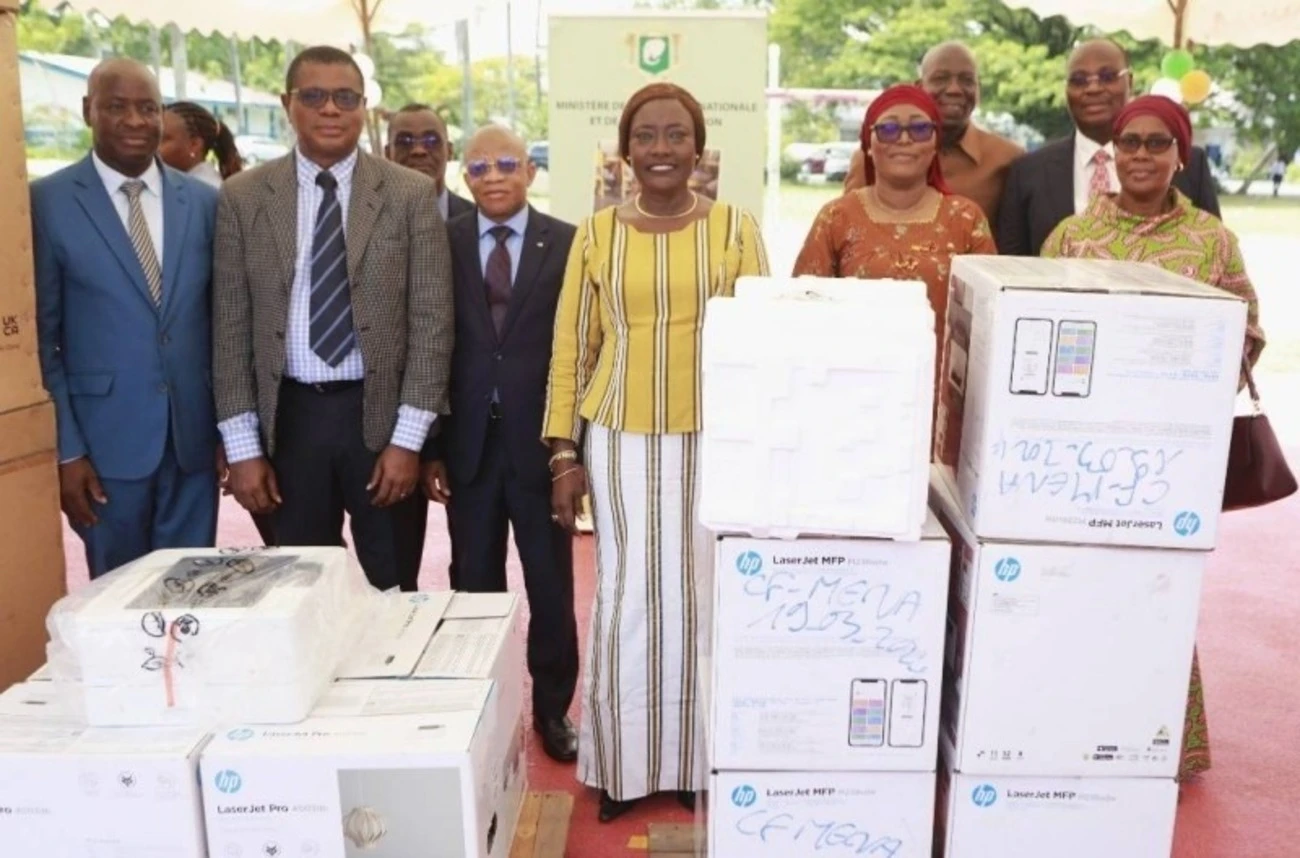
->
[1042,94,1266,781]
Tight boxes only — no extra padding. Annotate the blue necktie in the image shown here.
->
[309,171,355,367]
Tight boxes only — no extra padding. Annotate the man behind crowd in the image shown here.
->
[32,58,221,578]
[214,45,453,592]
[844,41,1023,229]
[997,37,1221,256]
[385,102,474,222]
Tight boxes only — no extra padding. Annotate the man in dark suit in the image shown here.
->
[421,125,580,763]
[32,58,220,578]
[385,103,473,222]
[215,47,452,592]
[998,38,1221,256]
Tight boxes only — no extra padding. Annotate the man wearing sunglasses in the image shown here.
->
[844,41,1023,230]
[214,46,453,592]
[419,124,581,764]
[997,38,1220,257]
[385,103,473,223]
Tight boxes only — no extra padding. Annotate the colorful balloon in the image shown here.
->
[1180,69,1213,105]
[1150,78,1185,103]
[1161,49,1195,79]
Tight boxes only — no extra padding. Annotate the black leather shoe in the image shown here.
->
[677,791,696,812]
[599,791,640,823]
[534,716,577,763]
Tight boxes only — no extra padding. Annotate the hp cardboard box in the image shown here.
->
[202,680,525,858]
[709,518,950,771]
[936,763,1176,858]
[709,770,935,857]
[936,256,1245,549]
[933,476,1202,778]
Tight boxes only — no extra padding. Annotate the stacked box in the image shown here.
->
[931,256,1246,857]
[699,277,944,857]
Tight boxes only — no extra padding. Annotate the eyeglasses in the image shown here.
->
[465,156,522,178]
[289,88,364,111]
[393,132,444,150]
[1114,133,1176,155]
[1066,68,1131,89]
[873,120,937,144]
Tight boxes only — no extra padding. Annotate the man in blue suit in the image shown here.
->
[31,58,220,579]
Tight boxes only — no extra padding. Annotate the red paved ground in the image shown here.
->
[60,468,1300,856]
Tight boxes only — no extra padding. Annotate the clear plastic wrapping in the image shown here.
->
[44,546,380,726]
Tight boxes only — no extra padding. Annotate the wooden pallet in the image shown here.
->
[626,823,704,856]
[510,791,574,858]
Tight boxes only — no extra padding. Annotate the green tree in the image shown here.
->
[1203,42,1300,163]
[423,57,548,142]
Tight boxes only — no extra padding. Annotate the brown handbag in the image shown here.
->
[1223,358,1297,511]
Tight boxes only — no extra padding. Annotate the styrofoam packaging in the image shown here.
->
[44,546,378,726]
[935,255,1246,549]
[202,679,526,858]
[709,770,936,858]
[700,281,936,541]
[930,475,1202,778]
[709,518,950,772]
[0,684,209,858]
[935,763,1177,858]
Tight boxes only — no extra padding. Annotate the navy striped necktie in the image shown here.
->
[309,170,355,367]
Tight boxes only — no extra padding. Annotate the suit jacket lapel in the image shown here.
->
[346,153,384,290]
[159,167,191,320]
[500,207,550,342]
[454,213,495,340]
[1047,137,1077,227]
[264,155,298,295]
[70,155,156,311]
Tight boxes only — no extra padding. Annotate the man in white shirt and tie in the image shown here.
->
[997,38,1221,256]
[31,58,221,578]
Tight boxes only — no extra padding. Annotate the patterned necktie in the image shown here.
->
[121,180,162,306]
[484,225,513,338]
[1089,148,1114,200]
[309,171,355,367]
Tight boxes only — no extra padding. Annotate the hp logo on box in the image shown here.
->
[214,770,243,794]
[971,784,998,807]
[1173,511,1201,537]
[730,785,757,808]
[735,552,763,576]
[993,557,1021,582]
[226,728,255,741]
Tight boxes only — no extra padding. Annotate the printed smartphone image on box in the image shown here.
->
[848,678,887,747]
[888,678,927,748]
[1009,317,1054,395]
[1052,319,1098,397]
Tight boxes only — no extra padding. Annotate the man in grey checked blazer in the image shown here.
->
[214,46,452,590]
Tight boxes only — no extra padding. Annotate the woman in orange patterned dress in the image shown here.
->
[792,84,996,373]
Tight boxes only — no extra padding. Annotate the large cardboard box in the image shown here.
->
[0,7,44,412]
[708,770,936,857]
[0,684,208,858]
[935,763,1177,858]
[0,401,65,691]
[202,679,526,858]
[933,476,1202,778]
[936,256,1245,549]
[700,279,935,540]
[709,519,950,771]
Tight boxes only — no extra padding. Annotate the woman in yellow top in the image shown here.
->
[544,82,769,822]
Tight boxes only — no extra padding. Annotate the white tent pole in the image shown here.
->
[764,42,781,229]
[506,0,516,130]
[169,24,188,100]
[457,18,474,139]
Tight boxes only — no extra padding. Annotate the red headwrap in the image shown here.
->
[1113,95,1193,166]
[858,84,950,194]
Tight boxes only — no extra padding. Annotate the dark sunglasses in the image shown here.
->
[393,132,444,150]
[873,120,937,144]
[290,87,364,111]
[1067,69,1131,89]
[465,156,522,178]
[1114,133,1176,155]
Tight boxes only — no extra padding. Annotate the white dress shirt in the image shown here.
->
[1073,130,1119,214]
[93,151,164,263]
[187,160,223,189]
[218,148,435,463]
[477,205,529,286]
[437,187,449,222]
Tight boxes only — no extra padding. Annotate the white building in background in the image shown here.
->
[18,51,284,147]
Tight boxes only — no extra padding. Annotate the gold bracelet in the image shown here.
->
[548,449,579,468]
[552,467,580,482]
